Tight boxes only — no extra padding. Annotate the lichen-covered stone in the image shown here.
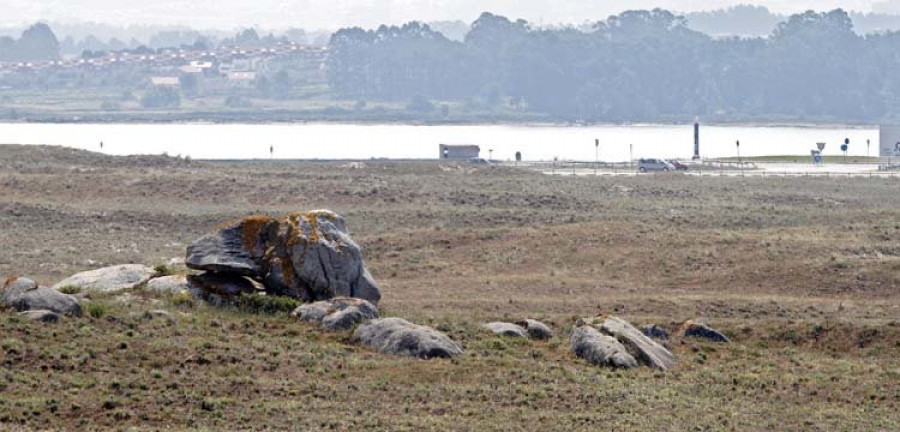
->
[292,297,378,331]
[186,211,381,304]
[354,318,463,359]
[52,264,155,293]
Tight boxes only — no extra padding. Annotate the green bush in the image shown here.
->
[153,264,174,277]
[85,303,107,319]
[57,285,81,295]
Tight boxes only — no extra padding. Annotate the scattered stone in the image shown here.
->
[518,319,553,340]
[599,316,676,370]
[353,318,463,359]
[186,211,381,304]
[144,310,174,321]
[145,275,192,295]
[52,264,155,294]
[570,325,637,369]
[3,277,83,316]
[642,324,670,341]
[483,322,528,338]
[19,309,60,323]
[292,297,378,331]
[680,320,731,343]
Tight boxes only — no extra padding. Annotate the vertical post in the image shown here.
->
[630,143,633,167]
[693,117,700,160]
[594,139,599,176]
[736,140,742,177]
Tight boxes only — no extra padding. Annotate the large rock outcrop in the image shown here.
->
[186,211,381,304]
[3,277,82,316]
[353,318,463,359]
[52,264,155,294]
[572,316,676,370]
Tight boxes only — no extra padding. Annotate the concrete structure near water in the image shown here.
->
[880,125,900,158]
[439,144,480,160]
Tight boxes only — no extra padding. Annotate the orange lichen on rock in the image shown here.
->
[239,215,276,253]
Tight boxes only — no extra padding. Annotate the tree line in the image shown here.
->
[327,9,900,123]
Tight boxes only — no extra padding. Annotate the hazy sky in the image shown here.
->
[5,0,900,30]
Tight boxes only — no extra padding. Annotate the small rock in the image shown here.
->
[483,322,528,338]
[52,264,155,294]
[518,319,553,340]
[680,320,731,343]
[570,325,637,369]
[19,310,59,323]
[3,277,83,316]
[642,324,670,341]
[354,318,463,359]
[144,309,174,320]
[292,297,378,331]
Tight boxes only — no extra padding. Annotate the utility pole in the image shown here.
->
[736,140,742,176]
[594,138,599,175]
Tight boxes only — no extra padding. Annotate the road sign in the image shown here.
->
[814,153,822,164]
[841,144,848,152]
[816,142,826,151]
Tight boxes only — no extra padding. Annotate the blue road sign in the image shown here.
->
[841,144,848,152]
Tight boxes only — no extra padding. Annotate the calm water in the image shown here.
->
[0,123,879,162]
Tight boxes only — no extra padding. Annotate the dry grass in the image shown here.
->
[0,144,898,430]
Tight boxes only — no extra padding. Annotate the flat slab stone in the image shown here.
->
[600,316,676,370]
[483,322,528,338]
[570,325,637,369]
[680,321,731,343]
[145,275,192,295]
[354,318,463,359]
[19,309,60,323]
[52,264,155,293]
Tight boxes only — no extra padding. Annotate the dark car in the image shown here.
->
[667,160,690,171]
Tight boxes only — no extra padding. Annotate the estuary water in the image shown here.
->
[0,122,878,161]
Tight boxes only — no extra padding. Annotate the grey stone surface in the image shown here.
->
[145,275,192,295]
[186,211,381,304]
[518,319,553,340]
[354,317,463,359]
[641,324,670,341]
[3,277,82,316]
[570,325,638,369]
[19,309,60,323]
[52,264,155,293]
[681,321,731,343]
[600,316,676,370]
[292,297,379,331]
[483,322,528,338]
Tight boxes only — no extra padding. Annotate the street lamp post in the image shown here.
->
[594,138,599,175]
[736,140,742,176]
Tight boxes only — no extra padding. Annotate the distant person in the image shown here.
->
[100,141,104,150]
[270,145,274,158]
[515,151,522,162]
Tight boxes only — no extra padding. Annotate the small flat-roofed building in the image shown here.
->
[150,76,180,87]
[439,144,480,160]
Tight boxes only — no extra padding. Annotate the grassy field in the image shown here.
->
[0,145,898,430]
